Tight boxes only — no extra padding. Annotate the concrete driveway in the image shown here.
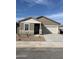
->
[44,34,63,42]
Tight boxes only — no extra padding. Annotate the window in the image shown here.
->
[25,24,28,30]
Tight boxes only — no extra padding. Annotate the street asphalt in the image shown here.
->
[16,48,63,59]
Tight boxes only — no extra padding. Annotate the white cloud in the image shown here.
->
[22,0,49,7]
[16,17,25,21]
[23,0,45,4]
[46,13,63,24]
[47,13,63,18]
[34,0,45,4]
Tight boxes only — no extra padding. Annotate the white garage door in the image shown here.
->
[45,25,59,34]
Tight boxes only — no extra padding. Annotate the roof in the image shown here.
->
[22,19,41,23]
[18,16,61,25]
[37,16,61,25]
[18,17,34,23]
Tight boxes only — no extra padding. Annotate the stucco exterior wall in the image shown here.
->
[18,21,41,35]
[18,21,35,34]
[30,23,34,34]
[37,18,59,25]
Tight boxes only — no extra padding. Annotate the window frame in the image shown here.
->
[24,24,29,31]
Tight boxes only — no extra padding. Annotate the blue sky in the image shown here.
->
[16,0,63,24]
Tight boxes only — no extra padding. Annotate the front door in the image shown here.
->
[34,24,40,34]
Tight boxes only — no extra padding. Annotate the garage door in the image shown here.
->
[45,25,59,34]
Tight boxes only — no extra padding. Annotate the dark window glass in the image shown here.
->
[25,24,28,30]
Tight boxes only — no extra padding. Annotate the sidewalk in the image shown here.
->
[16,41,63,48]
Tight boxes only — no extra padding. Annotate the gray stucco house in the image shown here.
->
[16,16,61,35]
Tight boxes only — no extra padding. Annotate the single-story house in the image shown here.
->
[16,16,62,35]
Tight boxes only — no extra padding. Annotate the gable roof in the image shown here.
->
[18,17,34,23]
[36,16,61,25]
[22,19,41,23]
[18,16,61,25]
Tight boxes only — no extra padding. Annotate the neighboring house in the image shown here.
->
[16,22,19,33]
[59,25,63,34]
[16,16,62,35]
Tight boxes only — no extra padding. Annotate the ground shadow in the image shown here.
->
[41,24,52,35]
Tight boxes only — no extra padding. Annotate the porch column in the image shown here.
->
[39,23,42,34]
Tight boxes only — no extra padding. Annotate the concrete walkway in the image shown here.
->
[16,41,63,48]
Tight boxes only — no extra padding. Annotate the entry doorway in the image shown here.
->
[34,24,40,34]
